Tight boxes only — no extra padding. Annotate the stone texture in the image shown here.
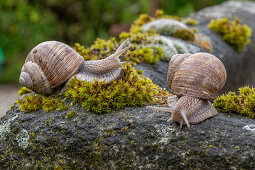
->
[1,104,255,169]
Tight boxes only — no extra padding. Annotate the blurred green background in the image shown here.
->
[0,0,250,83]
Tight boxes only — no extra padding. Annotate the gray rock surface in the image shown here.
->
[1,104,255,169]
[1,1,255,169]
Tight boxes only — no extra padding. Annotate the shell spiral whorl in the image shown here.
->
[19,41,84,95]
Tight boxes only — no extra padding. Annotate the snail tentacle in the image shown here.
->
[180,120,183,128]
[108,39,132,60]
[180,109,190,128]
[146,106,174,112]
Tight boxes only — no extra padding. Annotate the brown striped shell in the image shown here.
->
[19,41,84,95]
[167,52,227,100]
[146,52,227,128]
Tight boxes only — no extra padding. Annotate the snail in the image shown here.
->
[19,38,131,95]
[147,52,227,128]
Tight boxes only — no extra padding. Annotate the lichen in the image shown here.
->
[208,17,252,51]
[0,115,18,140]
[213,86,255,118]
[15,129,30,149]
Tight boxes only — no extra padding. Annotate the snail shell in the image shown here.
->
[19,39,131,95]
[147,52,227,128]
[168,52,227,100]
[19,41,84,95]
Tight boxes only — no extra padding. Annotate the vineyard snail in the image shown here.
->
[19,38,131,95]
[147,52,227,128]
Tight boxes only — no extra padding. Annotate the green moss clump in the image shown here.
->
[214,86,255,118]
[185,17,197,26]
[173,28,195,41]
[133,9,182,27]
[65,111,77,119]
[64,63,167,114]
[74,37,119,61]
[16,94,68,113]
[18,87,32,96]
[74,31,162,64]
[133,14,154,27]
[208,17,252,51]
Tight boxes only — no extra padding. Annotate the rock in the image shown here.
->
[189,1,255,93]
[1,104,255,169]
[1,1,255,169]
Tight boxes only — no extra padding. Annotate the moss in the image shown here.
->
[16,94,68,113]
[65,63,168,114]
[208,17,252,51]
[74,31,162,65]
[65,111,77,119]
[45,117,52,126]
[214,86,255,118]
[185,17,197,26]
[10,105,14,109]
[173,28,195,41]
[133,14,154,27]
[74,37,119,61]
[18,87,32,96]
[30,132,36,139]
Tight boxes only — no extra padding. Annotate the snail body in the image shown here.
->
[19,39,131,95]
[147,52,227,128]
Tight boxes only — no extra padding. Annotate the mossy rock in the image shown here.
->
[1,104,255,169]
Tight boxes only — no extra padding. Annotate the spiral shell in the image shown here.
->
[19,41,84,95]
[167,52,227,100]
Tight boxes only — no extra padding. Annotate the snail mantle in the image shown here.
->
[1,104,255,169]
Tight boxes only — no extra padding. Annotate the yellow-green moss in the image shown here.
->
[74,37,119,61]
[65,111,77,119]
[74,31,162,65]
[16,94,68,113]
[18,87,32,96]
[214,86,255,118]
[208,17,252,51]
[133,10,182,28]
[64,63,168,114]
[45,117,52,126]
[185,17,197,26]
[10,105,14,109]
[173,28,195,41]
